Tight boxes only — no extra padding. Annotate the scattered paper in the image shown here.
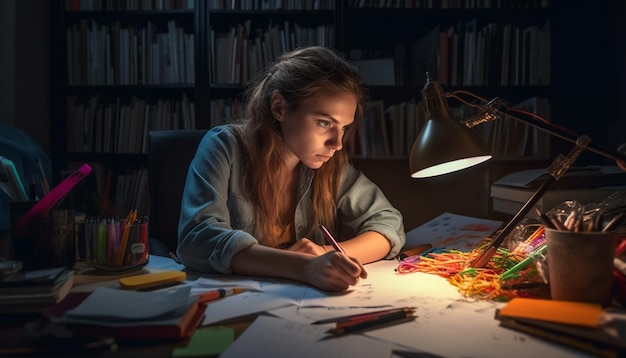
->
[404,212,502,252]
[219,315,393,358]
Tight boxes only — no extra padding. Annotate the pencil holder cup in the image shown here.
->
[10,202,76,271]
[84,216,149,272]
[545,228,618,306]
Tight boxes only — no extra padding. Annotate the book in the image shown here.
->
[0,267,69,294]
[498,297,604,328]
[490,184,625,216]
[494,166,626,189]
[0,269,75,313]
[495,307,626,358]
[42,286,206,341]
[353,58,395,86]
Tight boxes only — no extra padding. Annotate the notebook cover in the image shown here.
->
[42,291,206,341]
[495,309,625,357]
[498,297,603,328]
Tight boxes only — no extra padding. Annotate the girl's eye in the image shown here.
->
[319,120,330,128]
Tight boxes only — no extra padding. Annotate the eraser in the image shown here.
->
[119,271,186,291]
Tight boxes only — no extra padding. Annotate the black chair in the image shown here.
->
[148,129,207,256]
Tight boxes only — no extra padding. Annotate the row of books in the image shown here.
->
[347,0,548,8]
[207,0,336,10]
[349,99,424,158]
[374,19,550,87]
[65,161,149,217]
[209,98,242,128]
[66,19,194,86]
[66,93,196,154]
[65,0,195,11]
[113,167,149,216]
[347,96,550,159]
[210,20,335,85]
[452,96,551,159]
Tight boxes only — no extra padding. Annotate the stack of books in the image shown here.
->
[490,166,626,215]
[0,267,74,313]
[41,285,205,341]
[495,298,626,357]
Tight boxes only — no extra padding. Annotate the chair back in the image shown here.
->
[148,129,207,255]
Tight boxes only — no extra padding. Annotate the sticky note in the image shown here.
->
[172,327,235,357]
[499,297,604,328]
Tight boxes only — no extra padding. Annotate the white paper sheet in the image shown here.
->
[219,315,393,358]
[63,285,192,322]
[404,212,503,252]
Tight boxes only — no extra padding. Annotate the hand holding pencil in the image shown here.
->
[301,225,367,292]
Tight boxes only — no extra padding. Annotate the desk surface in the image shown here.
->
[0,258,604,358]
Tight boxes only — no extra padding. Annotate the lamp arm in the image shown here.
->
[495,106,626,168]
[447,90,626,168]
[470,136,591,268]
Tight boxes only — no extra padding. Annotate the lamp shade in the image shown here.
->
[409,80,492,178]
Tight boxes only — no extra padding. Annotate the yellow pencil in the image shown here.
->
[116,209,137,267]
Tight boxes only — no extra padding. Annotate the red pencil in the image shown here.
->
[327,310,417,335]
[197,288,246,304]
[312,307,416,325]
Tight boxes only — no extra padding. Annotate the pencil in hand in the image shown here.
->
[319,224,347,255]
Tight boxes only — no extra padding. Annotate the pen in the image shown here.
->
[326,310,416,335]
[319,224,347,255]
[397,244,433,261]
[602,212,625,232]
[535,208,555,229]
[197,287,246,303]
[336,307,416,329]
[116,209,137,266]
[312,307,416,325]
[500,244,547,281]
[15,163,91,231]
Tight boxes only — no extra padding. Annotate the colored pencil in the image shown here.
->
[312,307,416,325]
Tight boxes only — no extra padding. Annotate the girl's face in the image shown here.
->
[273,90,357,170]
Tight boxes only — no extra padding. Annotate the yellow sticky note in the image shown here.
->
[499,298,604,328]
[172,327,235,357]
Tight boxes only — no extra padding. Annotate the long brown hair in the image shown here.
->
[233,46,367,245]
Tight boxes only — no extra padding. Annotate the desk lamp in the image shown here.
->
[409,76,626,268]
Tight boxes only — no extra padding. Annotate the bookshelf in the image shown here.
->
[342,2,553,160]
[51,0,202,216]
[50,0,560,219]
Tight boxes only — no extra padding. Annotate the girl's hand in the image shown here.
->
[286,238,327,256]
[301,251,368,291]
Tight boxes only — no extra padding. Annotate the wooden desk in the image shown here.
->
[0,259,610,357]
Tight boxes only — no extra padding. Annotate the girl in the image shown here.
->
[177,46,405,291]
